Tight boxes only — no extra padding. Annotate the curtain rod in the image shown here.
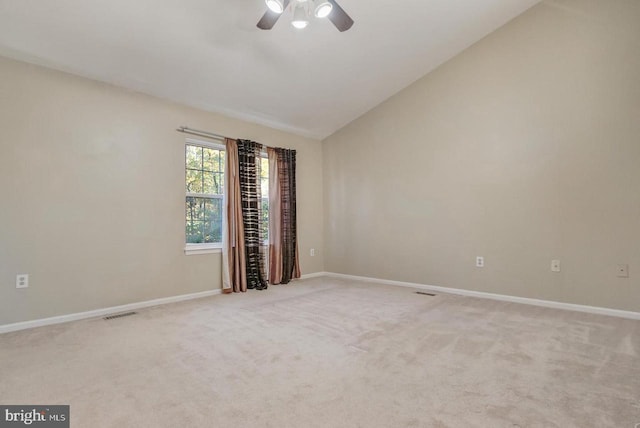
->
[176,126,227,141]
[177,126,285,151]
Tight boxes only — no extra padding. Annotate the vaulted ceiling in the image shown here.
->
[0,0,540,139]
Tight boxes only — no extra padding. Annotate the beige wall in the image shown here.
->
[323,0,640,312]
[0,56,324,325]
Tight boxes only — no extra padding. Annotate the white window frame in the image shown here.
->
[260,151,270,247]
[184,137,225,256]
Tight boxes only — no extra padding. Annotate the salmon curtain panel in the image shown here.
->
[267,147,301,284]
[222,138,245,293]
[222,139,268,293]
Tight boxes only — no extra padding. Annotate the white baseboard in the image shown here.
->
[0,289,222,334]
[2,274,325,334]
[4,271,637,334]
[300,271,329,280]
[324,272,640,320]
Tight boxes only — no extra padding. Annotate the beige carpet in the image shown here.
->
[1,277,639,427]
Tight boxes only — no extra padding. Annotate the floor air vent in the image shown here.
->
[104,311,137,320]
[415,291,437,297]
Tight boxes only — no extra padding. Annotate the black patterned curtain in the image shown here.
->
[278,148,300,283]
[267,147,301,284]
[237,140,268,290]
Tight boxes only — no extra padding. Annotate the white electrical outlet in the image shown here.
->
[476,256,484,268]
[16,274,29,289]
[310,248,316,257]
[617,264,629,278]
[551,260,561,272]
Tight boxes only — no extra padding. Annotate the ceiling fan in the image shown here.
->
[257,0,354,32]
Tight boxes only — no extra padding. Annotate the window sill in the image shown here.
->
[184,244,222,256]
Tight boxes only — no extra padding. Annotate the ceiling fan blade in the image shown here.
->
[257,10,281,29]
[327,0,354,32]
[257,0,290,30]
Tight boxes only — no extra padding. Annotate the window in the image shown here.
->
[185,139,224,253]
[183,139,270,255]
[260,155,269,243]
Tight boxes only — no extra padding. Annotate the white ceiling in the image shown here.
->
[0,0,540,139]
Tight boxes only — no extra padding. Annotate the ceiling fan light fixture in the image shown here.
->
[265,0,284,14]
[313,0,333,18]
[257,0,352,32]
[291,5,309,29]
